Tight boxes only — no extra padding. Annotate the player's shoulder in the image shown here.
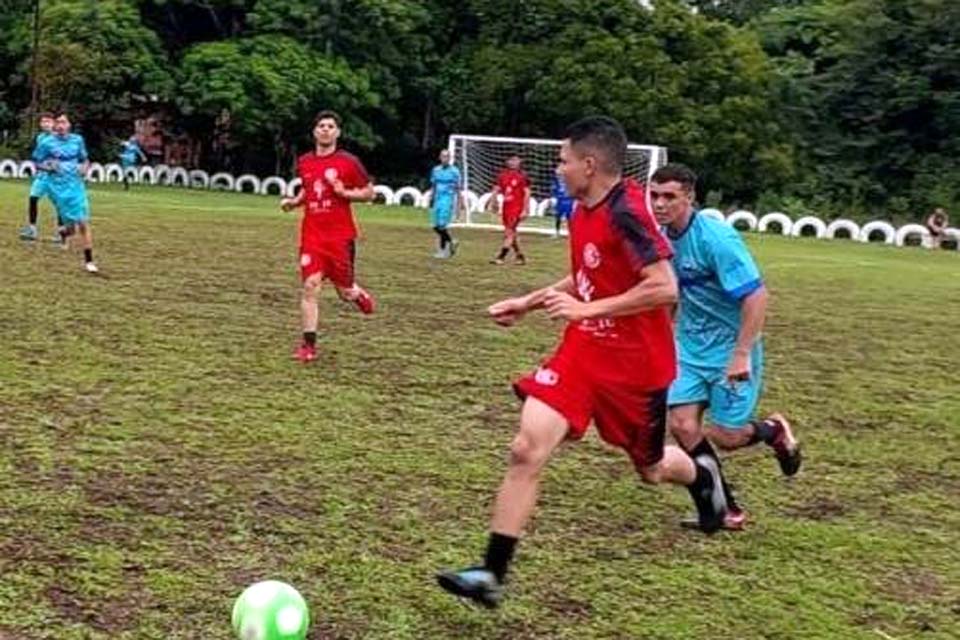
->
[334,149,365,167]
[695,212,743,244]
[608,179,654,223]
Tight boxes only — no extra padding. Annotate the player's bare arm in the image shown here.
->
[488,275,574,326]
[726,286,767,383]
[331,180,375,202]
[280,191,304,211]
[544,259,677,322]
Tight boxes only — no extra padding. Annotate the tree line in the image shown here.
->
[1,0,957,220]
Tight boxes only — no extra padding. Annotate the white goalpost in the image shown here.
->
[447,134,668,235]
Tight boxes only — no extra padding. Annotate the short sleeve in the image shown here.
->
[78,137,89,163]
[709,226,763,299]
[348,155,370,188]
[611,200,673,271]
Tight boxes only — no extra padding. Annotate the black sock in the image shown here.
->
[687,462,710,496]
[484,532,518,583]
[83,248,93,263]
[440,228,452,248]
[748,420,778,446]
[28,197,38,225]
[303,331,317,347]
[555,217,561,234]
[497,247,509,260]
[689,439,738,511]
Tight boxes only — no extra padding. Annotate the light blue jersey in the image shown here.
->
[551,175,575,218]
[33,133,90,224]
[120,139,144,167]
[29,132,54,199]
[667,212,765,427]
[430,164,461,227]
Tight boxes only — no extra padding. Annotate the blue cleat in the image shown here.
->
[19,225,37,241]
[436,566,503,609]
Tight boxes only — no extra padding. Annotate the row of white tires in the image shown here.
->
[1,159,955,248]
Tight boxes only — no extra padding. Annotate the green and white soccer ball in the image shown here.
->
[232,580,310,640]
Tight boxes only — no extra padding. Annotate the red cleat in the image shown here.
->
[292,343,317,363]
[353,288,376,315]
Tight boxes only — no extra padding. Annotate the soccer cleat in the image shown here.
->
[514,255,527,266]
[766,413,802,476]
[84,262,99,274]
[19,225,38,241]
[433,249,448,259]
[436,567,503,609]
[490,257,505,265]
[353,288,376,315]
[682,506,747,531]
[449,239,460,256]
[691,454,728,534]
[292,343,317,363]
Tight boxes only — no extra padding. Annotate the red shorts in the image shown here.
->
[514,336,668,469]
[299,240,355,288]
[502,210,523,230]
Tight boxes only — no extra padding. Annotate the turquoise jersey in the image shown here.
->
[669,212,763,369]
[430,164,461,203]
[32,133,90,223]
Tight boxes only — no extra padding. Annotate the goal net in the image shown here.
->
[447,134,668,234]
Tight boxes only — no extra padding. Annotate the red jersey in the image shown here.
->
[297,149,370,245]
[566,178,676,387]
[495,169,529,217]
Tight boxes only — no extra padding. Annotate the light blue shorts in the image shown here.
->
[51,179,90,225]
[30,173,52,199]
[431,197,455,228]
[667,344,764,429]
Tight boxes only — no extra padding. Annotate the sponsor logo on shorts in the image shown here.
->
[583,242,601,269]
[300,253,312,267]
[534,367,559,386]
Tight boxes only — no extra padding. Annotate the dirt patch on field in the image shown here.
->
[785,496,847,521]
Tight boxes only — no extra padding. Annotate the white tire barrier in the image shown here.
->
[791,216,827,238]
[537,198,555,217]
[527,197,539,217]
[726,210,758,231]
[477,193,502,214]
[105,163,123,183]
[826,219,860,240]
[372,184,394,204]
[138,166,156,185]
[85,163,105,182]
[234,174,260,193]
[0,159,18,178]
[260,176,287,196]
[758,212,793,235]
[210,172,235,191]
[169,168,189,187]
[895,223,932,248]
[462,190,480,213]
[19,161,37,178]
[417,190,432,208]
[153,165,171,186]
[859,220,896,244]
[189,170,209,189]
[943,228,960,250]
[286,177,302,197]
[699,208,725,222]
[123,166,139,183]
[393,186,423,207]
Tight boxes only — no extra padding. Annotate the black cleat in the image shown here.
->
[436,566,503,609]
[691,454,728,534]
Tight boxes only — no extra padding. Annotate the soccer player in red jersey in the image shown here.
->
[281,110,376,363]
[437,117,728,608]
[489,155,531,265]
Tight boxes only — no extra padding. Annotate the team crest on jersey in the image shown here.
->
[300,253,312,267]
[324,168,339,182]
[583,242,601,269]
[534,367,559,386]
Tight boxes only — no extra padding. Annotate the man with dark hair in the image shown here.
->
[436,117,728,608]
[488,155,530,264]
[281,110,376,363]
[651,162,801,530]
[19,112,58,242]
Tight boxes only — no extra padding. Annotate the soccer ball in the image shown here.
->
[231,580,310,640]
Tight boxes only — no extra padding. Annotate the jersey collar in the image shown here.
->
[667,210,697,240]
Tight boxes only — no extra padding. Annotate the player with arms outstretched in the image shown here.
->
[437,117,728,609]
[489,155,530,265]
[281,110,376,363]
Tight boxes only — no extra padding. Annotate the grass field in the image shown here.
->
[1,180,958,640]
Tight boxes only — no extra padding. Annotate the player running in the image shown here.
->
[437,117,728,609]
[550,173,574,237]
[19,112,60,242]
[281,110,376,364]
[650,163,802,530]
[488,155,530,265]
[32,112,98,272]
[428,149,461,259]
[119,135,147,191]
